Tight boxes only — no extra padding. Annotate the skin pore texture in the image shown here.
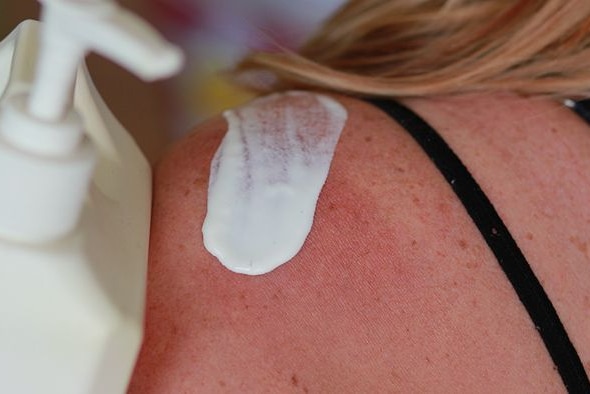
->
[129,93,590,393]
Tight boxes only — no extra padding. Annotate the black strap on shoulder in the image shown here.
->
[569,99,590,125]
[368,99,590,393]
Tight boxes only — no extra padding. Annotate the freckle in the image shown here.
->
[412,196,420,205]
[411,240,418,247]
[183,189,190,197]
[219,380,226,387]
[551,127,558,134]
[364,136,372,143]
[438,202,449,213]
[458,239,468,249]
[328,202,336,210]
[178,244,186,251]
[394,166,405,173]
[193,176,206,185]
[291,374,299,387]
[570,236,588,254]
[466,260,480,269]
[526,232,533,240]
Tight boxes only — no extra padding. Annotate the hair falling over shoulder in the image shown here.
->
[237,0,590,99]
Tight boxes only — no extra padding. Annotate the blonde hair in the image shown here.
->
[237,0,590,99]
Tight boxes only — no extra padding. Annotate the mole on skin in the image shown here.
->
[202,91,348,275]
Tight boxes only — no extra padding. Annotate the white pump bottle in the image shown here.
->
[0,1,183,393]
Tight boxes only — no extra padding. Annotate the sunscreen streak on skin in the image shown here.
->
[202,91,347,275]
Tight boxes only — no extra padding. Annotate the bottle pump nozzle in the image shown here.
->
[29,0,184,123]
[0,0,184,243]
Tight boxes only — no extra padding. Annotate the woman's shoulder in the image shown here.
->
[130,91,589,392]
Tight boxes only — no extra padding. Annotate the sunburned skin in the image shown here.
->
[129,93,590,392]
[202,91,348,275]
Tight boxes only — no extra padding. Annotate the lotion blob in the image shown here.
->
[202,91,347,275]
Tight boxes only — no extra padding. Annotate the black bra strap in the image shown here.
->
[368,99,590,393]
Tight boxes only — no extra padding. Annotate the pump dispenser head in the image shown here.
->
[29,0,184,123]
[0,0,184,243]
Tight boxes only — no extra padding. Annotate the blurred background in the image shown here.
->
[1,0,343,163]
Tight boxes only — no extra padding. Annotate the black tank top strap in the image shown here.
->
[366,98,590,393]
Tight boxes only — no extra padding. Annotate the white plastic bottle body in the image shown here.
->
[0,21,152,394]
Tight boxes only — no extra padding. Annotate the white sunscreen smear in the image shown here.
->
[202,91,347,275]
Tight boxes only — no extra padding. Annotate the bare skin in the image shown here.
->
[128,93,590,393]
